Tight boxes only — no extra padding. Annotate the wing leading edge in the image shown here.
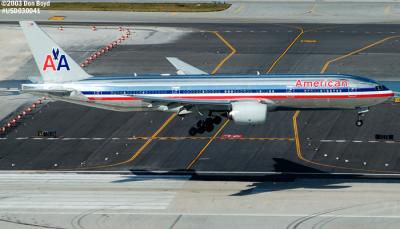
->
[166,57,208,75]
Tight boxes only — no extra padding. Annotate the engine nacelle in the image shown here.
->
[229,101,267,125]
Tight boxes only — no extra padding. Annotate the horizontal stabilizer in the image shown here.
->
[0,88,21,96]
[166,57,208,75]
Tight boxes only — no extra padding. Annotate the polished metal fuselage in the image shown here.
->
[21,74,394,112]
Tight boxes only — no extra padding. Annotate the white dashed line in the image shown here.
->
[320,140,334,142]
[92,138,105,140]
[111,138,120,140]
[80,138,90,140]
[16,137,28,140]
[224,30,231,33]
[0,138,7,140]
[319,139,398,144]
[390,32,396,34]
[32,138,43,140]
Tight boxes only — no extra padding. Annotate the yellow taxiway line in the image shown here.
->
[187,26,305,170]
[266,26,304,73]
[211,31,237,74]
[186,119,230,170]
[89,31,238,170]
[293,35,400,173]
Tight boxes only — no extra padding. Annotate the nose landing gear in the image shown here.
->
[189,116,223,136]
[355,108,369,127]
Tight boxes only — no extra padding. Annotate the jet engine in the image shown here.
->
[229,101,267,125]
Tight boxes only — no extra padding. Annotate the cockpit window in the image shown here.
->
[375,85,388,91]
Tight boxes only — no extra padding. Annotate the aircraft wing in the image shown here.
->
[133,94,230,106]
[131,94,231,113]
[166,57,208,75]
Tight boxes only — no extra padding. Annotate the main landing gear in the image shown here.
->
[355,108,369,127]
[189,116,222,136]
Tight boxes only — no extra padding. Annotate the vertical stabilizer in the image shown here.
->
[19,21,92,83]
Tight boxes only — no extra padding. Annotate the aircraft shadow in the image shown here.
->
[111,158,400,196]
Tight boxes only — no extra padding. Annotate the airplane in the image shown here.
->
[12,21,395,136]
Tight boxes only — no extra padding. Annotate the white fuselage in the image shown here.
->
[21,74,394,112]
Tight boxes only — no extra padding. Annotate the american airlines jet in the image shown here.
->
[16,21,394,136]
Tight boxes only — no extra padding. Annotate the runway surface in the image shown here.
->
[1,172,400,229]
[0,22,400,176]
[3,1,400,24]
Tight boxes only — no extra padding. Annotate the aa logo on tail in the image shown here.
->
[42,48,70,71]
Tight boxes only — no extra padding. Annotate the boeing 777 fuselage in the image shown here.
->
[16,21,395,136]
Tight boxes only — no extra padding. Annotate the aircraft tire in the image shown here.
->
[213,116,222,125]
[189,127,197,136]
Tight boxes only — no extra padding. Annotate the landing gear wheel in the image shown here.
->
[213,116,222,125]
[189,127,197,136]
[205,123,214,132]
[197,126,205,134]
[196,120,204,128]
[204,118,214,132]
[356,120,363,127]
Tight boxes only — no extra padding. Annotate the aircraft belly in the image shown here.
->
[272,97,388,109]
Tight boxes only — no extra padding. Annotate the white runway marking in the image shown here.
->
[2,137,400,145]
[0,173,190,211]
[319,139,399,144]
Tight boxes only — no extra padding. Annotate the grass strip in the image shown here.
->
[30,3,231,12]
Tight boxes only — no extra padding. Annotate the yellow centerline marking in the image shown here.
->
[186,119,230,170]
[301,39,318,43]
[186,26,305,169]
[48,16,65,21]
[75,30,237,170]
[266,27,304,73]
[120,113,177,163]
[73,113,177,170]
[184,32,237,169]
[320,35,400,74]
[129,136,294,141]
[293,35,400,173]
[293,110,400,173]
[211,31,237,74]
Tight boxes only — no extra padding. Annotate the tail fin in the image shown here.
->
[19,21,92,83]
